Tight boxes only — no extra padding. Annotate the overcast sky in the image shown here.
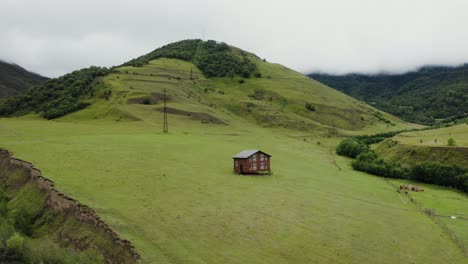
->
[2,0,468,77]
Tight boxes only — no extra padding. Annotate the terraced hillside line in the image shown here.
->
[156,106,226,124]
[0,149,140,263]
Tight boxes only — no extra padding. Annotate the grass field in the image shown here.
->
[0,58,466,263]
[375,124,468,169]
[390,179,468,255]
[393,124,468,147]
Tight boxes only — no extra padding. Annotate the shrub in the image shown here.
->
[6,232,24,254]
[461,173,468,192]
[448,138,456,146]
[103,90,112,100]
[241,70,251,78]
[410,162,465,189]
[353,131,403,145]
[249,89,265,100]
[0,201,7,217]
[305,103,315,112]
[336,138,369,158]
[142,98,152,105]
[14,211,33,236]
[352,151,408,179]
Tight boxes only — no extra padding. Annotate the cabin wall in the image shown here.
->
[233,153,271,174]
[234,159,252,174]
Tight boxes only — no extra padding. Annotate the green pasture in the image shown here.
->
[376,124,468,169]
[0,58,465,263]
[0,118,466,263]
[390,179,468,255]
[394,124,468,147]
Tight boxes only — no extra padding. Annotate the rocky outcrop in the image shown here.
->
[0,149,140,263]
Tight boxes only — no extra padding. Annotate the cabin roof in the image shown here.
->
[232,150,271,159]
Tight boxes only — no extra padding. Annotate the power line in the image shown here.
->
[163,88,168,134]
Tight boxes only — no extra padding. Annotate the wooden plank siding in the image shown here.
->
[233,151,271,174]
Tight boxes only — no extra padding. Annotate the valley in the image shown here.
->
[0,45,466,263]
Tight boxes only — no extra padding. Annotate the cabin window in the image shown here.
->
[252,155,257,161]
[235,160,238,166]
[252,163,257,170]
[260,162,265,169]
[260,153,264,161]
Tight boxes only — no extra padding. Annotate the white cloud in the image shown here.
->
[1,0,468,77]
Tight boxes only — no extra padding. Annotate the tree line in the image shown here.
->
[336,132,468,193]
[124,39,259,78]
[0,66,110,119]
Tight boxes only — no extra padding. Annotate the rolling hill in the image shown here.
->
[375,123,468,170]
[0,60,48,98]
[372,124,468,252]
[309,65,468,125]
[1,40,467,263]
[0,39,409,132]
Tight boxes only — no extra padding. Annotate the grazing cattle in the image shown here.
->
[400,184,424,192]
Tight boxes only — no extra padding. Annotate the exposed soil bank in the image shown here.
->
[156,106,226,124]
[127,92,170,105]
[0,149,140,263]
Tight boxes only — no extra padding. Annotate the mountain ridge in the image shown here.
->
[0,60,48,98]
[309,64,468,125]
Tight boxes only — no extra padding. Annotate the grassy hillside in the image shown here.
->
[375,124,468,170]
[309,65,468,125]
[65,56,410,133]
[0,60,48,98]
[0,39,409,132]
[1,52,466,263]
[393,124,468,147]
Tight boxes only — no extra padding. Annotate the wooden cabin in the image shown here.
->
[232,150,271,174]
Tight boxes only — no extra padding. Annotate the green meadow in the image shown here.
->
[390,179,468,255]
[376,124,468,170]
[394,124,468,147]
[0,57,466,263]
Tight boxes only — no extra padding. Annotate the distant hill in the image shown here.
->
[0,39,409,132]
[309,65,468,125]
[0,60,48,98]
[375,123,468,170]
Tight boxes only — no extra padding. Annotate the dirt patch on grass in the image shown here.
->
[127,93,171,105]
[122,78,174,85]
[156,107,225,124]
